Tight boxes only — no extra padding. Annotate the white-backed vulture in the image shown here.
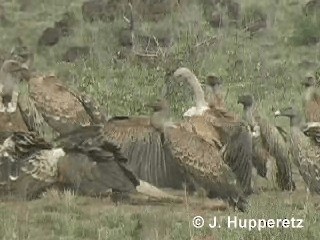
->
[145,99,247,211]
[0,126,139,200]
[206,74,238,121]
[173,67,253,195]
[275,106,320,194]
[0,60,30,132]
[101,111,189,190]
[0,59,29,113]
[17,74,107,140]
[302,73,320,122]
[238,94,295,191]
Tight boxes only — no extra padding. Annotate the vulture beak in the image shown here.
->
[274,110,281,117]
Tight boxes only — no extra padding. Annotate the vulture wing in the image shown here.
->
[103,117,186,189]
[256,117,295,191]
[164,124,247,211]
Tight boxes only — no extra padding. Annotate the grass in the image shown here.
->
[1,0,320,239]
[0,189,320,239]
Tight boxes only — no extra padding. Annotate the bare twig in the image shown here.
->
[132,50,158,58]
[194,36,217,48]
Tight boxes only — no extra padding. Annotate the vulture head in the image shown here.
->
[274,106,299,118]
[274,106,303,127]
[146,99,171,130]
[173,67,194,82]
[301,73,317,88]
[206,74,222,87]
[237,94,254,107]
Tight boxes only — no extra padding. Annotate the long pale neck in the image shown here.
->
[243,105,255,125]
[186,74,207,108]
[150,109,169,131]
[207,85,223,106]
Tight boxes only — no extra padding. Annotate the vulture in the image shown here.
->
[206,74,225,110]
[101,107,188,190]
[0,60,29,132]
[173,67,253,195]
[0,125,139,200]
[143,99,248,211]
[17,74,107,140]
[0,59,29,113]
[237,94,295,191]
[301,73,320,122]
[275,106,320,194]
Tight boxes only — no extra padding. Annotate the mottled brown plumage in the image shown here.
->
[17,74,106,139]
[302,74,320,122]
[238,94,295,191]
[102,107,186,190]
[275,106,320,194]
[0,126,139,199]
[173,68,253,195]
[146,99,247,211]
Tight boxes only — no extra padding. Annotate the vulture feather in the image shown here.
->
[302,74,320,122]
[146,99,248,211]
[173,67,253,195]
[238,94,295,191]
[0,126,139,200]
[102,113,187,190]
[17,74,107,139]
[275,107,320,194]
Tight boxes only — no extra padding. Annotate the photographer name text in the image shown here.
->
[192,216,304,231]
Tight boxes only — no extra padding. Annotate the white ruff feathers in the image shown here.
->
[21,148,65,183]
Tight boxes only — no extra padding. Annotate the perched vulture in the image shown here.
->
[144,99,248,211]
[238,94,295,191]
[17,74,107,140]
[301,73,320,122]
[0,125,139,200]
[275,106,320,194]
[173,67,253,195]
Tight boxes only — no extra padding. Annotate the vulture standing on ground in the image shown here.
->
[172,67,253,195]
[17,73,107,140]
[144,99,248,211]
[205,74,238,121]
[275,106,320,194]
[0,59,29,113]
[302,73,320,122]
[0,126,139,200]
[0,60,29,132]
[237,95,295,191]
[101,107,187,190]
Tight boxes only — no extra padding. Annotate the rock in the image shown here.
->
[38,27,61,46]
[81,0,119,22]
[54,12,76,37]
[62,46,90,62]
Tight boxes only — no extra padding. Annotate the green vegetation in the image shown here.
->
[0,190,319,240]
[1,0,320,239]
